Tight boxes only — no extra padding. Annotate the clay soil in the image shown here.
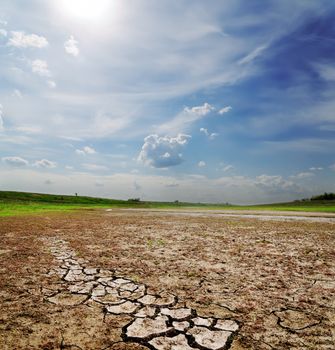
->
[0,209,334,349]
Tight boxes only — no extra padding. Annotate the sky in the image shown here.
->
[0,0,335,204]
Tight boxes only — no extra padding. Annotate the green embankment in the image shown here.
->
[0,190,334,217]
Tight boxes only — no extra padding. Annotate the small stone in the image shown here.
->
[84,268,98,275]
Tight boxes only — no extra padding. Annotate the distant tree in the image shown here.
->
[75,193,78,197]
[311,192,335,201]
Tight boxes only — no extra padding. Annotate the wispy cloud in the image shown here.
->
[198,161,206,167]
[218,106,232,115]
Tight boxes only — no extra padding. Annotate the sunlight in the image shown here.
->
[60,0,110,21]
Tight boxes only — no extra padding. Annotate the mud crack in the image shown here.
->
[43,238,240,350]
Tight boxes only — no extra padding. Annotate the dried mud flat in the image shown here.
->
[0,210,334,349]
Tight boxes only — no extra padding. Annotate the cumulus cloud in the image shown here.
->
[2,156,29,167]
[138,134,191,168]
[75,146,96,155]
[8,31,48,48]
[158,103,214,133]
[31,59,51,77]
[218,106,232,115]
[198,161,206,167]
[34,159,57,168]
[200,127,219,140]
[0,29,7,37]
[64,35,79,57]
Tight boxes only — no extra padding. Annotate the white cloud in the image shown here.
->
[138,134,191,168]
[198,161,206,167]
[200,127,219,140]
[64,35,79,57]
[2,156,29,167]
[223,165,234,172]
[184,102,214,116]
[290,172,315,179]
[0,29,7,37]
[238,44,268,65]
[8,31,48,48]
[309,167,323,171]
[31,59,51,77]
[47,80,56,88]
[218,106,232,115]
[0,104,4,131]
[34,159,57,168]
[314,63,335,81]
[255,174,300,194]
[158,103,214,134]
[12,89,22,98]
[75,146,96,155]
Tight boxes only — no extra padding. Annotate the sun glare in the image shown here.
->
[61,0,110,21]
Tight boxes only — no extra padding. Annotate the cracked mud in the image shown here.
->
[0,209,334,349]
[45,238,239,349]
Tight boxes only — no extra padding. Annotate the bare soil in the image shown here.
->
[0,209,334,349]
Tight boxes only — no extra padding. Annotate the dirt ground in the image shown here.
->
[0,209,334,349]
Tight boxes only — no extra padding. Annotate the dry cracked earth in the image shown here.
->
[0,209,334,349]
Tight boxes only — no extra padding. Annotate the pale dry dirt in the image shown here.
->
[0,209,334,349]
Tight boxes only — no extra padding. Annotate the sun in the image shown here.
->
[61,0,110,21]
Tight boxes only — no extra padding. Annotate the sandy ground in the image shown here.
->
[0,209,334,349]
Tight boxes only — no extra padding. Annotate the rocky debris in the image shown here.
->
[44,237,240,349]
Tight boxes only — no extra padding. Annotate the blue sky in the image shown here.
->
[0,0,334,204]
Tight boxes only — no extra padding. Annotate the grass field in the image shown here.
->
[0,190,334,216]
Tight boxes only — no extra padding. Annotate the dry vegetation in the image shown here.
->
[0,209,334,349]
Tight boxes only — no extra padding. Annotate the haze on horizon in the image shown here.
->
[0,0,334,205]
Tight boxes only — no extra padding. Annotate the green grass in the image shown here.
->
[0,190,334,217]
